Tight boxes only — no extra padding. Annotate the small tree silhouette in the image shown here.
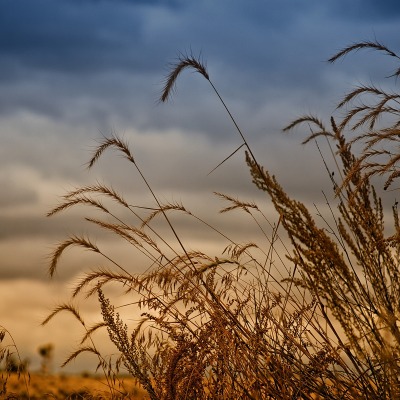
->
[38,343,54,375]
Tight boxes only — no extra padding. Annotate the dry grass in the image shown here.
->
[3,39,400,398]
[2,372,145,399]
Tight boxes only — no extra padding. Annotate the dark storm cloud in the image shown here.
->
[0,0,399,148]
[0,0,144,75]
[2,0,398,139]
[0,0,192,79]
[330,0,400,21]
[0,2,326,89]
[0,1,399,164]
[1,0,398,81]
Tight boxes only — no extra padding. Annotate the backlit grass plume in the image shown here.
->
[161,53,209,102]
[328,40,400,191]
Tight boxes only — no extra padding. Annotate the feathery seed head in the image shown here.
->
[161,53,209,102]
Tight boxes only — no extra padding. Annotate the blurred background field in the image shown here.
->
[2,372,146,399]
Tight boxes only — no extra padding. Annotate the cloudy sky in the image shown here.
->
[1,0,400,373]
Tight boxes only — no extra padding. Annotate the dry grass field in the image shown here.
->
[1,372,147,399]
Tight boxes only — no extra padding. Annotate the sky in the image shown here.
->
[1,0,400,373]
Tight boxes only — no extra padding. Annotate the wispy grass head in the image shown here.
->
[88,134,134,169]
[161,52,209,102]
[329,40,400,79]
[328,40,400,63]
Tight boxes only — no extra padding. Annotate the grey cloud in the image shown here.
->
[0,214,71,240]
[0,1,142,74]
[330,0,400,21]
[0,179,38,208]
[0,0,188,79]
[0,0,398,143]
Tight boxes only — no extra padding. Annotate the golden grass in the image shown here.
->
[3,372,146,399]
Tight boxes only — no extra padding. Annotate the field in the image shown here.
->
[1,372,147,399]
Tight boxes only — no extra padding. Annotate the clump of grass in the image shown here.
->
[43,42,400,399]
[0,325,30,398]
[327,41,400,192]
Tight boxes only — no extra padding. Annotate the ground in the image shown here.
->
[1,372,148,399]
